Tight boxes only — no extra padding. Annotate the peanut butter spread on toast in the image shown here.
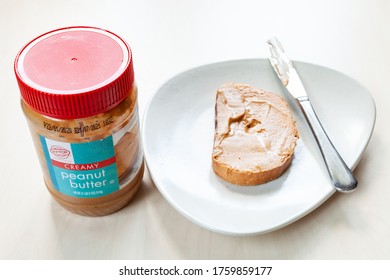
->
[212,83,298,186]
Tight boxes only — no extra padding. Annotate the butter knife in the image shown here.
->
[266,37,357,193]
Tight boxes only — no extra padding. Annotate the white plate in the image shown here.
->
[142,59,376,236]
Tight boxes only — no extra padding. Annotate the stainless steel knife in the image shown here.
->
[266,37,357,193]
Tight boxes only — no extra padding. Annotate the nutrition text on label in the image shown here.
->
[42,116,114,135]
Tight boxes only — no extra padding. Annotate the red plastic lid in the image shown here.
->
[15,26,134,119]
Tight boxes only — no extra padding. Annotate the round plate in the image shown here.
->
[142,59,376,236]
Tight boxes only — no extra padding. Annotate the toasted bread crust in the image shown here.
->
[212,153,293,186]
[212,83,298,186]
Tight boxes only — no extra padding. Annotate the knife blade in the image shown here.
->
[266,37,357,193]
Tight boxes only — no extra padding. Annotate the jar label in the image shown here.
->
[39,135,120,198]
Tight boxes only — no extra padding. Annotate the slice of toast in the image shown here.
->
[212,83,298,186]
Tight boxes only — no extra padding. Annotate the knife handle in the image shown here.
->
[297,97,358,192]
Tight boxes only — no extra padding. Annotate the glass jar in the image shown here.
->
[14,26,144,216]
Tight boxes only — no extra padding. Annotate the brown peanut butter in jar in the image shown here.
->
[15,26,144,216]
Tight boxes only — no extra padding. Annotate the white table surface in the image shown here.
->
[0,0,389,260]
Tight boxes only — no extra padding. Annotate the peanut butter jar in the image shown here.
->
[15,26,144,216]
